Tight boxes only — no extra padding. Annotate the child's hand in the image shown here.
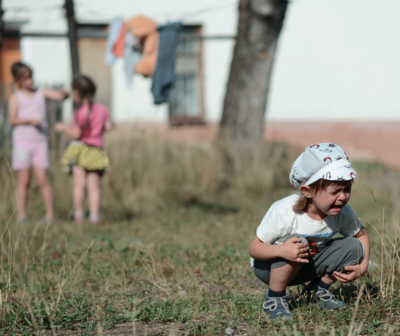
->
[59,88,69,99]
[30,119,41,126]
[55,123,66,132]
[332,263,367,283]
[279,237,309,263]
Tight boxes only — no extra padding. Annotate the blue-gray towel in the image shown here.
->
[151,22,182,104]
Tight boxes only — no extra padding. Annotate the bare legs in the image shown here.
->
[16,165,101,222]
[269,262,336,292]
[34,167,53,220]
[73,166,86,219]
[269,262,302,292]
[320,274,336,286]
[16,169,30,220]
[72,166,101,223]
[16,167,53,221]
[87,172,100,222]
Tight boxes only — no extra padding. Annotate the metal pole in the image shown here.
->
[0,0,4,109]
[64,0,79,74]
[0,0,3,49]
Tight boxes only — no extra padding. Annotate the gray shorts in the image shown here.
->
[253,234,364,287]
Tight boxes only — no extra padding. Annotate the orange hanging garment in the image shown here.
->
[127,15,157,39]
[127,15,159,77]
[112,23,127,58]
[135,31,159,77]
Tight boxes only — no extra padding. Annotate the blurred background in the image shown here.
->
[1,0,400,219]
[2,0,400,164]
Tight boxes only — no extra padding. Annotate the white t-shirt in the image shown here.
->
[251,194,362,267]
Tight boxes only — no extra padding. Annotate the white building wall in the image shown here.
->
[5,0,400,122]
[267,0,400,121]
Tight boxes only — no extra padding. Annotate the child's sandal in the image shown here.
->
[74,211,84,223]
[90,215,101,225]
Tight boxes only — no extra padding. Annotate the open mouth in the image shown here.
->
[331,205,343,211]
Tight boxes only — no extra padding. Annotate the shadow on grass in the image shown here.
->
[178,194,240,214]
[185,200,240,214]
[287,278,380,310]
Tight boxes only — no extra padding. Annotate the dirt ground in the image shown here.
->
[59,322,258,335]
[111,121,400,169]
[99,322,258,335]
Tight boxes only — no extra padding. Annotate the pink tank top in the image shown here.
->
[73,103,110,148]
[13,89,47,142]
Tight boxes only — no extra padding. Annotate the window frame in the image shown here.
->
[169,25,205,126]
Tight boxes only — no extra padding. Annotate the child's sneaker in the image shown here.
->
[314,288,345,309]
[301,285,345,310]
[262,296,293,321]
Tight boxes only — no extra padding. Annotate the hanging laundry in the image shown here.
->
[124,31,142,85]
[112,23,127,58]
[135,31,159,77]
[125,15,159,78]
[151,22,182,105]
[104,18,122,65]
[127,15,157,39]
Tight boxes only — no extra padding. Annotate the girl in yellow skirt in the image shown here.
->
[56,74,112,224]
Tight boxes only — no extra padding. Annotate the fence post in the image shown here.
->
[46,94,65,162]
[0,83,11,149]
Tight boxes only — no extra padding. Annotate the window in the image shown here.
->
[169,25,205,126]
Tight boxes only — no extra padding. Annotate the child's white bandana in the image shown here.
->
[289,143,357,186]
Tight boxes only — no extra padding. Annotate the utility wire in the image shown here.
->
[75,0,237,21]
[181,0,237,19]
[30,16,66,28]
[75,1,110,17]
[5,4,60,13]
[6,0,237,25]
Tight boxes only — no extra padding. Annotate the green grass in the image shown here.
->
[0,139,399,335]
[0,186,399,335]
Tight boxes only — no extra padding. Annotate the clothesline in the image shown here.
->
[5,0,237,21]
[4,4,60,13]
[178,0,237,19]
[74,0,237,20]
[15,31,235,40]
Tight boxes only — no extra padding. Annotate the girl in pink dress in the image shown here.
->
[56,74,112,224]
[8,62,68,222]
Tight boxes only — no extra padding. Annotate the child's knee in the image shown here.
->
[333,237,364,272]
[19,177,30,188]
[36,175,49,188]
[74,177,86,188]
[254,259,302,286]
[346,237,364,264]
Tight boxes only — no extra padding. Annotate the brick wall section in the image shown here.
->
[111,121,400,169]
[265,121,400,168]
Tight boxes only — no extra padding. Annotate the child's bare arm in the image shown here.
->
[55,123,82,139]
[333,226,370,283]
[42,88,69,101]
[249,236,309,263]
[104,119,112,132]
[355,226,370,271]
[8,94,41,126]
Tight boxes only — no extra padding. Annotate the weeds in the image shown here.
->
[0,137,398,334]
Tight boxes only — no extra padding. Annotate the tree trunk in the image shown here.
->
[219,0,288,145]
